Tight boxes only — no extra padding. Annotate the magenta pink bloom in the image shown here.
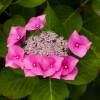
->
[67,31,92,58]
[61,56,79,80]
[7,26,26,47]
[23,54,43,77]
[52,56,79,80]
[25,14,46,31]
[5,45,25,69]
[41,56,64,78]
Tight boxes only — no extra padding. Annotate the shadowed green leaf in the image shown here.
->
[92,0,100,16]
[68,85,87,100]
[18,0,46,8]
[0,3,4,10]
[81,28,100,57]
[82,4,100,37]
[44,3,83,38]
[44,3,66,36]
[29,78,69,100]
[52,4,83,37]
[9,4,36,19]
[0,68,38,99]
[0,0,13,14]
[0,26,7,57]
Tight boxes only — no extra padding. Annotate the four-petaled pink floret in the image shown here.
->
[51,56,78,80]
[67,31,92,58]
[5,45,24,68]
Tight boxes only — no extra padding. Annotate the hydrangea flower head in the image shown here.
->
[5,15,92,80]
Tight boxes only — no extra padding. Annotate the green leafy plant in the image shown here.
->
[0,0,100,100]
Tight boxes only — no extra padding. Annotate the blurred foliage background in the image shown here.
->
[0,0,100,100]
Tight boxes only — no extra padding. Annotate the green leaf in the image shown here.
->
[0,3,4,10]
[61,7,82,37]
[95,74,100,86]
[18,0,46,8]
[12,68,24,75]
[0,26,7,57]
[84,14,100,38]
[44,3,82,38]
[68,85,87,100]
[52,5,73,23]
[52,4,83,37]
[92,0,100,16]
[0,96,8,100]
[82,5,100,57]
[82,4,100,38]
[44,3,66,36]
[9,4,36,19]
[0,0,13,14]
[0,68,38,99]
[29,78,69,100]
[80,28,100,57]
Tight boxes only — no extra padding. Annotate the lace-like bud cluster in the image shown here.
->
[24,31,67,56]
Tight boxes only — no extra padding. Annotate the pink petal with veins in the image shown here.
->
[61,56,79,80]
[5,45,24,68]
[67,30,92,58]
[7,26,26,47]
[62,67,78,80]
[23,54,43,76]
[25,14,46,31]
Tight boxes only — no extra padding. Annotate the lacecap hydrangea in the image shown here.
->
[5,15,92,80]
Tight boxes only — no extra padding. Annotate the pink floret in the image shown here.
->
[5,45,25,69]
[7,26,26,47]
[67,30,92,58]
[25,14,46,31]
[51,56,79,80]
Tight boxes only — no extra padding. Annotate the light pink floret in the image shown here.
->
[7,26,26,47]
[23,54,43,77]
[5,45,25,68]
[41,56,64,78]
[51,56,79,80]
[25,14,46,31]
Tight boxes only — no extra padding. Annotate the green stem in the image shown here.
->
[49,78,53,100]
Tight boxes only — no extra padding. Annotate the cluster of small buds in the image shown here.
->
[24,31,67,56]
